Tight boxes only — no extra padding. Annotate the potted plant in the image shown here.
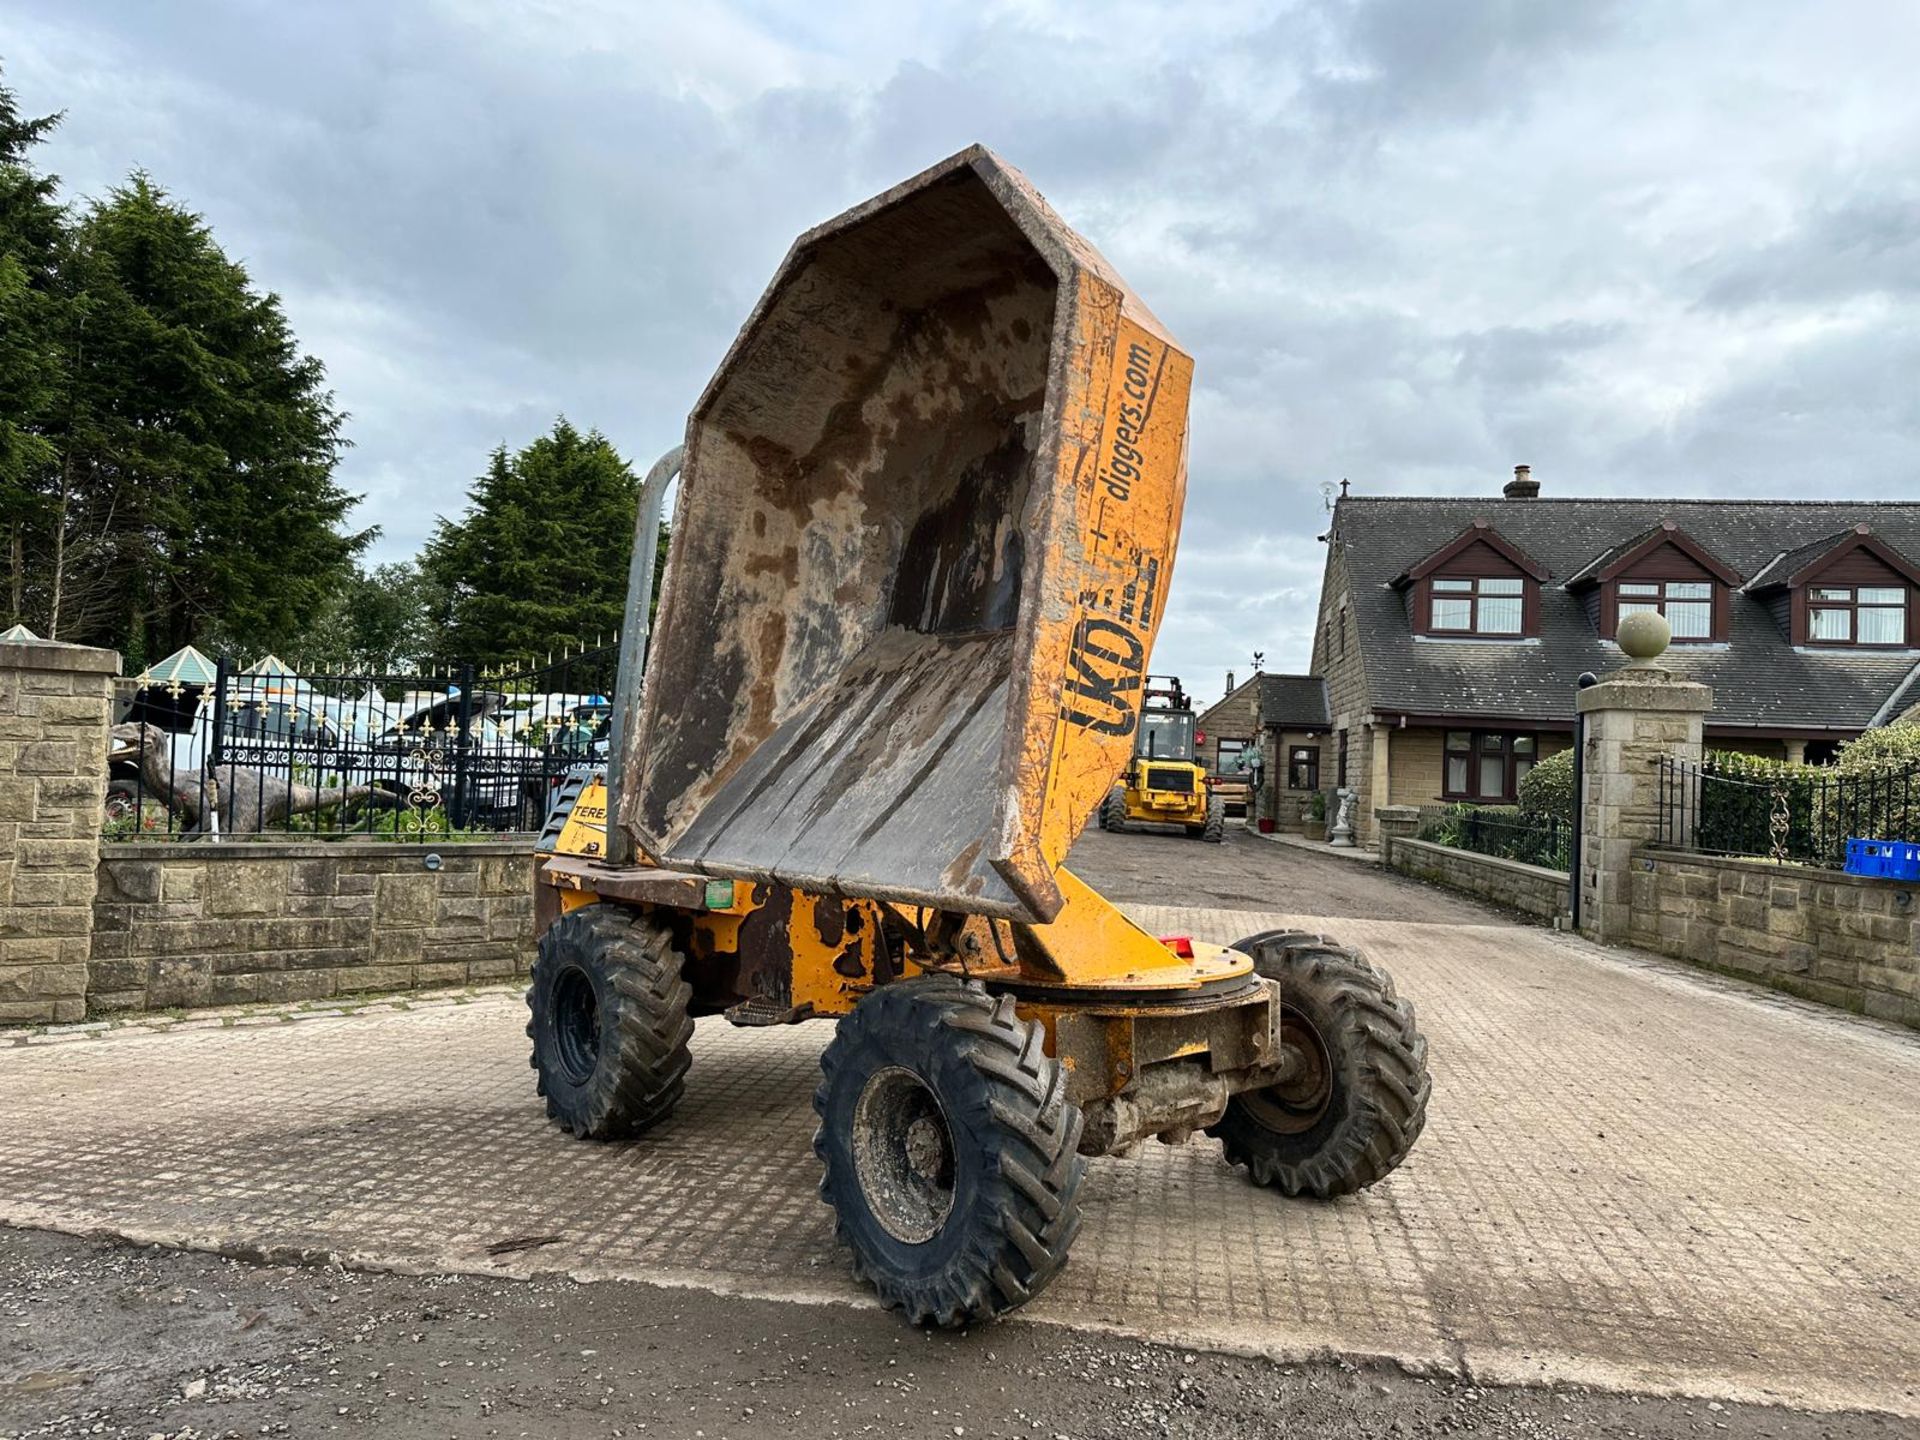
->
[1297,791,1328,844]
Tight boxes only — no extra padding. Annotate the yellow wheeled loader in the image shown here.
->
[529,147,1431,1327]
[1099,674,1224,840]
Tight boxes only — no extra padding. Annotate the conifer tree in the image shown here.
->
[47,174,367,661]
[1,60,368,661]
[0,65,65,626]
[423,419,643,669]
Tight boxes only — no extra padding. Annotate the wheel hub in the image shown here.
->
[550,964,601,1085]
[904,1116,949,1183]
[1241,1008,1333,1134]
[852,1066,956,1244]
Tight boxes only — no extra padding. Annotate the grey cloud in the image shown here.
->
[1452,322,1620,388]
[1296,0,1624,133]
[7,0,1917,688]
[1697,188,1920,310]
[1612,320,1920,498]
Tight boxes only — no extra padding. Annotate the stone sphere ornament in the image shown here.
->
[1617,609,1672,662]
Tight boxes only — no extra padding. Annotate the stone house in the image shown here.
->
[1195,671,1331,828]
[1313,467,1920,843]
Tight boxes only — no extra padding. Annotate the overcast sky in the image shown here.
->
[9,1,1919,697]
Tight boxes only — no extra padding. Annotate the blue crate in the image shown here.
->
[1845,839,1920,881]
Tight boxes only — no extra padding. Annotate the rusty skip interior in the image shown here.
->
[631,164,1065,915]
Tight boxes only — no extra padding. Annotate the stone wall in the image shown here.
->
[1628,850,1919,1029]
[1254,727,1331,832]
[0,640,118,1024]
[1196,678,1260,771]
[90,841,536,1011]
[1383,835,1571,923]
[1309,520,1377,840]
[1383,727,1575,809]
[1386,727,1446,807]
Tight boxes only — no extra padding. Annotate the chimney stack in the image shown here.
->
[1504,463,1539,500]
[1225,669,1236,696]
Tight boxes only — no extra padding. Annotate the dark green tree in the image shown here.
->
[297,558,446,674]
[423,420,644,669]
[42,174,369,663]
[0,64,66,626]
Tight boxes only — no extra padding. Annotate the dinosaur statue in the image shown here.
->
[107,721,402,836]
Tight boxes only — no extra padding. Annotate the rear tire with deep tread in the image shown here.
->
[526,904,694,1140]
[1207,930,1429,1197]
[1100,789,1127,833]
[814,976,1088,1327]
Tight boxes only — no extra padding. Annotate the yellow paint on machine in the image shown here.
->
[1011,302,1203,978]
[554,777,610,859]
[545,147,1241,991]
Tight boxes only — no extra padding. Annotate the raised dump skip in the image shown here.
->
[624,146,1194,923]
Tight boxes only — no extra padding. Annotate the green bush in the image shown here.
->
[1693,752,1818,859]
[1419,802,1570,870]
[1517,749,1574,820]
[1835,720,1920,775]
[1689,743,1920,864]
[1825,723,1920,849]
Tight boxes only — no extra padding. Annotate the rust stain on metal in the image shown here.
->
[618,143,1231,990]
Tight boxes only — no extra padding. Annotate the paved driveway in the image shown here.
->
[1068,824,1503,922]
[5,865,1916,1417]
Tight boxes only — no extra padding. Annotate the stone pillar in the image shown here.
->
[1784,739,1808,766]
[1374,804,1420,841]
[1366,725,1392,844]
[1576,660,1710,945]
[0,638,119,1024]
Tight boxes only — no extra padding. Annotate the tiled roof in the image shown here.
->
[1744,527,1856,591]
[1336,498,1920,732]
[1743,525,1920,591]
[1562,524,1666,588]
[1258,673,1330,729]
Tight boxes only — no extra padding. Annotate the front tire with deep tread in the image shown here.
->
[1202,795,1226,842]
[814,976,1088,1328]
[1100,789,1127,832]
[527,905,694,1141]
[1207,930,1429,1198]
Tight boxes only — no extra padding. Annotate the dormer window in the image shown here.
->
[1565,521,1739,645]
[1743,525,1920,649]
[1431,577,1524,635]
[1618,580,1714,640]
[1808,585,1908,646]
[1397,520,1546,641]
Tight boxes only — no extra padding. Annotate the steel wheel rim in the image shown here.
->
[551,965,601,1085]
[1242,1007,1333,1135]
[852,1065,957,1244]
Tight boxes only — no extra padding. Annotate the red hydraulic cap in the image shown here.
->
[1157,934,1195,958]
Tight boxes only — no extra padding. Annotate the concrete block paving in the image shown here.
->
[3,907,1916,1417]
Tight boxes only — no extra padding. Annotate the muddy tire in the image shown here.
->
[814,976,1087,1327]
[526,904,694,1140]
[1100,789,1127,833]
[1202,796,1225,843]
[1207,930,1429,1198]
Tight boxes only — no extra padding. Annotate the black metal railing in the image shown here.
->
[104,646,618,842]
[1656,753,1920,869]
[1418,804,1572,871]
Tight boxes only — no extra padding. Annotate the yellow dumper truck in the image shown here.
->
[530,146,1430,1327]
